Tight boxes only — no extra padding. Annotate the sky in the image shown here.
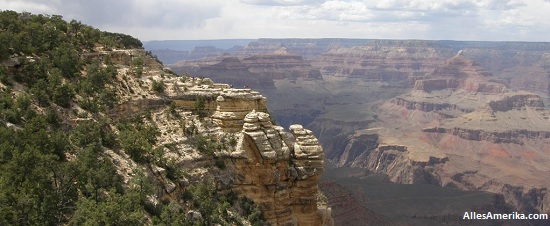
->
[2,0,550,42]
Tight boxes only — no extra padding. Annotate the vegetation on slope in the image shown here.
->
[0,10,264,225]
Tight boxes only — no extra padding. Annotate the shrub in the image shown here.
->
[151,80,165,94]
[132,57,143,76]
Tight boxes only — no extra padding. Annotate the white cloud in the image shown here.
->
[1,0,549,41]
[240,0,323,6]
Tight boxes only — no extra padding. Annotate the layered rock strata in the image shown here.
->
[171,51,321,90]
[230,110,329,225]
[412,52,507,94]
[314,40,455,80]
[422,93,550,144]
[392,97,473,113]
[363,142,448,185]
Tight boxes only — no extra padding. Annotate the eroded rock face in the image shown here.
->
[413,78,459,92]
[229,111,329,225]
[315,40,454,81]
[363,144,446,185]
[487,93,545,112]
[392,97,472,113]
[412,52,507,94]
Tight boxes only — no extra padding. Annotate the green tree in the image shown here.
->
[51,43,80,78]
[74,144,123,201]
[153,201,187,226]
[117,117,160,163]
[0,116,74,225]
[29,78,50,106]
[69,189,144,226]
[193,95,207,118]
[0,31,12,60]
[51,83,74,108]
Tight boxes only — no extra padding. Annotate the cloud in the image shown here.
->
[273,0,527,23]
[2,0,549,41]
[240,0,323,6]
[1,0,225,29]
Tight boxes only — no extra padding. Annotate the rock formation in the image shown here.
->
[412,52,507,94]
[93,48,333,225]
[225,110,329,225]
[157,78,331,225]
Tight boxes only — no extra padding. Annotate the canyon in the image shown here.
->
[146,38,550,225]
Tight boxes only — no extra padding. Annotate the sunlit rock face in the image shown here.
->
[229,110,329,225]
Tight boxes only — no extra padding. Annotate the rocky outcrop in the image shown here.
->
[157,77,330,224]
[487,93,545,112]
[230,111,330,225]
[422,127,550,144]
[365,144,446,185]
[210,90,268,132]
[413,78,459,92]
[392,97,472,113]
[500,185,549,215]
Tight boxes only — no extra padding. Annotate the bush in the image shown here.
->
[151,80,165,94]
[214,158,226,169]
[132,57,143,76]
